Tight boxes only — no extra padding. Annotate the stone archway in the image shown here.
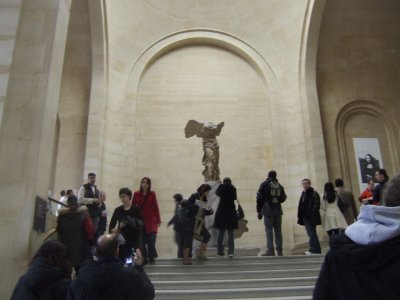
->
[122,30,282,255]
[335,100,400,193]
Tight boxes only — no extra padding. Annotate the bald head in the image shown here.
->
[96,234,119,258]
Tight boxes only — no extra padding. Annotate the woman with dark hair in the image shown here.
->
[57,195,92,273]
[11,240,72,300]
[188,183,213,260]
[133,177,161,264]
[214,177,238,257]
[321,182,348,238]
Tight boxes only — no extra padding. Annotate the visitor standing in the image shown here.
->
[133,177,161,264]
[321,182,348,238]
[297,178,322,255]
[214,177,238,258]
[78,173,101,232]
[256,170,287,256]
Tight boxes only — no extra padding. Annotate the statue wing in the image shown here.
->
[215,122,224,136]
[184,120,204,138]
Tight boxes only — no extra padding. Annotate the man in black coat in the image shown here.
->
[68,234,155,300]
[257,170,287,256]
[314,172,400,300]
[297,178,321,255]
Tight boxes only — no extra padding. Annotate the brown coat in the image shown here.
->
[336,187,358,225]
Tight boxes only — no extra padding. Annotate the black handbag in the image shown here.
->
[236,200,245,220]
[337,192,348,213]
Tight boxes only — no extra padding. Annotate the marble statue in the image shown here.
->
[185,120,224,182]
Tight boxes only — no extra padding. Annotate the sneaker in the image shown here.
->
[304,251,320,255]
[277,250,283,256]
[228,254,234,258]
[261,251,275,256]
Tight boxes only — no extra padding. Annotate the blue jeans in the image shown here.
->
[303,218,321,254]
[217,229,234,255]
[264,215,283,253]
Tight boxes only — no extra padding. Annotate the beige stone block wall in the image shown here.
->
[0,0,71,298]
[0,0,22,128]
[83,0,329,257]
[53,0,91,194]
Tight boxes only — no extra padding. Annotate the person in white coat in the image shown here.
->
[321,182,348,238]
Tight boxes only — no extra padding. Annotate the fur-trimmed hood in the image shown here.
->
[58,205,88,216]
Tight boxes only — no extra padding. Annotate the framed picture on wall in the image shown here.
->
[353,138,383,192]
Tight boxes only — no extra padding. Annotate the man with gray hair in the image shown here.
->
[314,172,400,299]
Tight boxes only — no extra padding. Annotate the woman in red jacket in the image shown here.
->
[133,177,161,264]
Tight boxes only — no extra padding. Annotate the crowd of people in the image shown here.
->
[11,167,399,299]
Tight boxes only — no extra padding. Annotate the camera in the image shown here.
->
[125,254,136,267]
[121,216,143,229]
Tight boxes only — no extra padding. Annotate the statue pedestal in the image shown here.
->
[204,181,222,247]
[193,181,249,248]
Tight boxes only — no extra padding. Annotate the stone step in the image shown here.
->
[155,286,315,300]
[207,297,311,300]
[153,276,318,290]
[146,261,323,273]
[147,255,323,299]
[148,267,321,281]
[151,254,324,265]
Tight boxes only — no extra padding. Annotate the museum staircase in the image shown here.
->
[146,255,324,300]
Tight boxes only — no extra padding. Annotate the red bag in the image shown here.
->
[84,215,96,241]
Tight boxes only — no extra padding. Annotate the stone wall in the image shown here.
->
[0,0,22,128]
[53,0,92,194]
[0,0,71,298]
[317,0,400,197]
[88,0,328,256]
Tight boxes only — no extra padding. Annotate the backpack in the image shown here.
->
[269,181,287,204]
[337,192,348,213]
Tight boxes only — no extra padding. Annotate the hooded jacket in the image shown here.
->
[313,205,400,300]
[11,257,70,300]
[67,257,155,300]
[257,177,287,217]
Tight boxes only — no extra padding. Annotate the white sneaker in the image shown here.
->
[304,251,319,255]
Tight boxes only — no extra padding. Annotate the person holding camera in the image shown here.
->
[109,188,143,261]
[68,234,155,300]
[257,170,287,256]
